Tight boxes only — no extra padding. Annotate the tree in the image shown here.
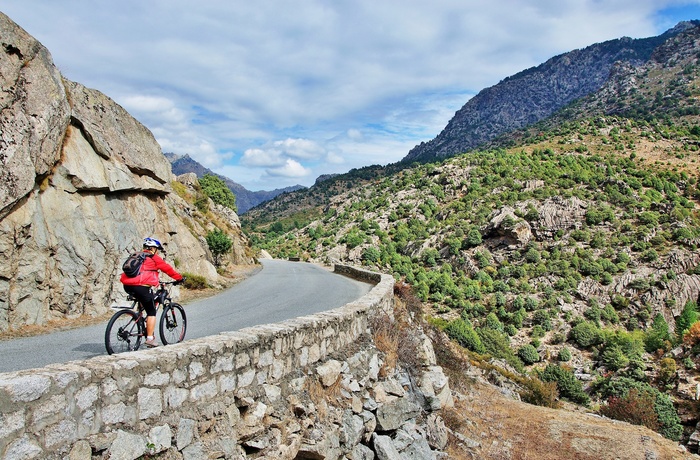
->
[644,314,671,353]
[199,174,237,211]
[676,300,699,342]
[206,228,233,267]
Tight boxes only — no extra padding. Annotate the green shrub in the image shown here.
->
[477,327,523,372]
[206,228,233,267]
[601,344,629,371]
[181,272,208,290]
[199,174,237,211]
[540,364,589,405]
[444,319,485,353]
[558,347,572,362]
[676,300,699,342]
[570,321,603,348]
[518,344,540,365]
[362,247,381,265]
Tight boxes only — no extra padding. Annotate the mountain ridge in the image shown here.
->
[403,21,698,164]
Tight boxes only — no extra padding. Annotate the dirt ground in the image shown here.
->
[0,264,261,342]
[442,377,697,460]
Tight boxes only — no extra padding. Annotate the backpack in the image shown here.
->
[122,252,150,278]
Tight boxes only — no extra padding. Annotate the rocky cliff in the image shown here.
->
[403,22,696,163]
[0,13,252,332]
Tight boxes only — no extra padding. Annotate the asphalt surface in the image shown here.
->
[0,259,372,374]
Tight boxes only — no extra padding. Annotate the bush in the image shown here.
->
[601,344,629,371]
[644,314,671,353]
[444,319,485,353]
[593,377,683,441]
[676,300,699,341]
[570,321,603,348]
[181,272,208,290]
[478,327,523,372]
[600,389,659,431]
[540,364,589,405]
[199,174,237,211]
[558,347,572,362]
[362,247,381,265]
[520,377,559,408]
[683,321,700,347]
[518,344,540,365]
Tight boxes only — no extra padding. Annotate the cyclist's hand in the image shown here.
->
[174,277,186,285]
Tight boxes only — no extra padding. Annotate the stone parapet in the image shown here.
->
[0,265,401,459]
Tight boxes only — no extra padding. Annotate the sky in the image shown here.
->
[3,2,700,191]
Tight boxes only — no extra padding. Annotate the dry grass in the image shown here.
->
[369,284,425,378]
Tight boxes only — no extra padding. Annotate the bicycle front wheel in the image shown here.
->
[159,303,187,345]
[105,309,143,354]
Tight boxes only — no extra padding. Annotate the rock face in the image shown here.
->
[0,13,252,331]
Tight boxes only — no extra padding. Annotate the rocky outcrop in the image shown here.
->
[0,13,252,331]
[484,207,532,248]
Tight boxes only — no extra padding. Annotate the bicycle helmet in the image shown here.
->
[143,237,164,250]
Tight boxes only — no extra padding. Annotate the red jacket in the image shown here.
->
[120,252,183,286]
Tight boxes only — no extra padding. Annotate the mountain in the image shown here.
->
[245,22,700,452]
[403,21,698,164]
[165,153,304,214]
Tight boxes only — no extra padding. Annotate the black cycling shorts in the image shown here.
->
[123,285,156,316]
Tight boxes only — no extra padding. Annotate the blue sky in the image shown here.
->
[3,1,700,190]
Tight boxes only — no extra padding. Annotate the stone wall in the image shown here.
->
[0,265,451,459]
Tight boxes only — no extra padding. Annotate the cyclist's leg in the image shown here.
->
[124,285,157,344]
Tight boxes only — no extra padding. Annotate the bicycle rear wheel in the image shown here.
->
[105,309,143,354]
[159,303,187,345]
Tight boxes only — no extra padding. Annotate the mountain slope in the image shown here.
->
[403,21,697,164]
[165,153,304,214]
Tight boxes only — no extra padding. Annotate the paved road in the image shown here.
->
[0,259,372,374]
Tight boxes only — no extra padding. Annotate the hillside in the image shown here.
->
[165,153,304,214]
[244,22,700,453]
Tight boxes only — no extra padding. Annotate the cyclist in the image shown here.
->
[120,237,184,347]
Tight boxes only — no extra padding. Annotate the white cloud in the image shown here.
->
[241,148,285,167]
[266,159,311,178]
[2,0,698,189]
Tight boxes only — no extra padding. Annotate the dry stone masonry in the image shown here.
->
[0,266,453,459]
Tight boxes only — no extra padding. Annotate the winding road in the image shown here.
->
[0,259,372,374]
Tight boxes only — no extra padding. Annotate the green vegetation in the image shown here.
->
[181,272,208,290]
[205,228,233,267]
[200,174,237,211]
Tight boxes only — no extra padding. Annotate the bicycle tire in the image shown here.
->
[159,302,187,345]
[105,309,144,354]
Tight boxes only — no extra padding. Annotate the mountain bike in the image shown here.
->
[105,280,187,355]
